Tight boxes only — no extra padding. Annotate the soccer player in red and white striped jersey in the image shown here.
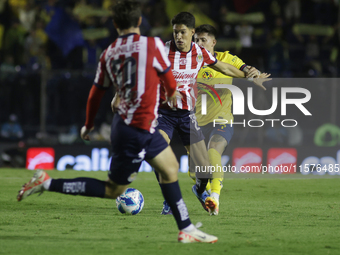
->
[157,12,260,215]
[160,40,217,111]
[18,1,218,243]
[92,33,171,133]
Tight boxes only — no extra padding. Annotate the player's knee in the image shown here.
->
[163,162,178,175]
[209,139,228,155]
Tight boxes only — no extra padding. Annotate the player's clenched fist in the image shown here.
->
[80,126,94,141]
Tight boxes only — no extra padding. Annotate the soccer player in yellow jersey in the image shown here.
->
[194,24,271,215]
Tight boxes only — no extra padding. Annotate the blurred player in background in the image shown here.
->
[194,24,271,215]
[17,1,218,243]
[157,12,261,215]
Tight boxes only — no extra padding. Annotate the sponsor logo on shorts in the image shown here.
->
[132,149,146,163]
[127,172,138,182]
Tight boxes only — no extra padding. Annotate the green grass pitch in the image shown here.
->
[0,169,339,255]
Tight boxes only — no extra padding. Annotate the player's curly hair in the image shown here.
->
[112,0,141,30]
[171,12,195,29]
[195,24,217,38]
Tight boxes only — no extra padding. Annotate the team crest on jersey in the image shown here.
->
[179,58,187,65]
[202,70,214,81]
[196,54,203,62]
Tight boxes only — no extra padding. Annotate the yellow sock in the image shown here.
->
[206,181,211,193]
[208,148,223,195]
[188,169,196,183]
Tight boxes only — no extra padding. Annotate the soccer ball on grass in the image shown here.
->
[116,188,144,215]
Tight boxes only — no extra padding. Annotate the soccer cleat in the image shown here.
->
[160,200,172,215]
[178,228,218,243]
[205,197,219,216]
[192,185,209,212]
[17,170,50,201]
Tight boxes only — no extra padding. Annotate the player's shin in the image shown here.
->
[208,148,223,197]
[49,178,106,198]
[159,181,192,230]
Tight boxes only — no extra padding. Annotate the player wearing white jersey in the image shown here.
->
[160,40,217,111]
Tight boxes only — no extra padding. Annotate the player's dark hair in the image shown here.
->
[112,0,141,30]
[171,12,195,29]
[195,24,217,38]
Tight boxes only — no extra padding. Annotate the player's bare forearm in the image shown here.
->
[210,60,246,78]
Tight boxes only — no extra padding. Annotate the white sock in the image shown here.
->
[43,178,52,190]
[181,224,195,232]
[211,192,219,201]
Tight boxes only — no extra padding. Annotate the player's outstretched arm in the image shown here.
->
[210,60,247,78]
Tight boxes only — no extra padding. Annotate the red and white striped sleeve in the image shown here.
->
[93,49,113,89]
[153,37,171,74]
[152,37,176,98]
[201,46,217,66]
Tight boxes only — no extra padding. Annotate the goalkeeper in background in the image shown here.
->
[193,24,271,215]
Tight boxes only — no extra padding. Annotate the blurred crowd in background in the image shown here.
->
[0,0,340,147]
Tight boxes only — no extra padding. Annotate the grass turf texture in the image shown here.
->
[0,169,339,255]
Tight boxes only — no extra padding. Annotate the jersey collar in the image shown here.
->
[119,33,138,38]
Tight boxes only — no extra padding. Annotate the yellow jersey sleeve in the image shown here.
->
[196,51,246,126]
